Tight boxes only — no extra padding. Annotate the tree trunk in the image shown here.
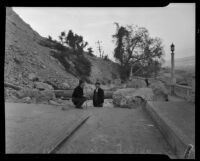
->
[129,64,133,80]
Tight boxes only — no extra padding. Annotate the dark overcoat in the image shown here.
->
[93,88,104,107]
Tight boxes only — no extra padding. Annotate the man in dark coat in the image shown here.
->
[93,81,104,107]
[72,80,87,109]
[145,78,150,87]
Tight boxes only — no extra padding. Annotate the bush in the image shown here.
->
[81,76,92,84]
[51,50,71,72]
[88,52,95,57]
[74,55,91,78]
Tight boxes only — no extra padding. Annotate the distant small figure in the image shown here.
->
[72,80,87,109]
[145,78,150,87]
[165,94,169,102]
[93,81,104,107]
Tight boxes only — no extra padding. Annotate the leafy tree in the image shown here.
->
[103,55,110,61]
[48,35,52,41]
[65,30,88,54]
[112,23,164,80]
[87,47,94,56]
[75,35,88,54]
[65,30,75,49]
[112,22,129,66]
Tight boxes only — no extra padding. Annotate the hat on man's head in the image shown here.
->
[79,79,85,85]
[95,81,100,85]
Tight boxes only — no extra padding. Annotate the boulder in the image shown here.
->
[61,82,70,89]
[113,88,154,108]
[16,88,40,99]
[22,97,31,103]
[5,88,18,98]
[126,79,147,88]
[16,88,55,103]
[28,73,39,81]
[34,82,54,90]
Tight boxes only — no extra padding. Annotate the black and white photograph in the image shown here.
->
[4,3,195,159]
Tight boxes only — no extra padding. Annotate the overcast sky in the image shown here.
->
[13,3,195,61]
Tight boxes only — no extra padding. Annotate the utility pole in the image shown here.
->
[96,40,103,58]
[170,43,176,95]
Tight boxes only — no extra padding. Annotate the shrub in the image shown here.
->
[74,55,91,78]
[51,50,71,72]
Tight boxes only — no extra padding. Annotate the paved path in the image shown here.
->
[56,106,174,157]
[5,102,86,153]
[5,101,175,157]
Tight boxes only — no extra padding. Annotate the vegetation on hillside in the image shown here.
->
[39,23,166,83]
[39,30,93,82]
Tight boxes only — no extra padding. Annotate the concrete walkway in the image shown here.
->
[5,102,87,153]
[56,107,174,157]
[5,101,175,158]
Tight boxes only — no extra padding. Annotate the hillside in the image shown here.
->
[5,7,120,90]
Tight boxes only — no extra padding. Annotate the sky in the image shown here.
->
[13,4,195,62]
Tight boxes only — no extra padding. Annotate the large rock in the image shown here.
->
[16,88,40,99]
[126,79,147,88]
[113,88,154,108]
[16,88,56,103]
[61,82,70,89]
[22,97,31,103]
[34,82,54,90]
[36,90,56,103]
[28,73,39,81]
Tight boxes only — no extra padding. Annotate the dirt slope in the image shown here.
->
[5,7,120,90]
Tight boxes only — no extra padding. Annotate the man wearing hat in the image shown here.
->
[93,81,104,107]
[72,80,87,109]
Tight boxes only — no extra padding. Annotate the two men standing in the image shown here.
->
[72,80,104,109]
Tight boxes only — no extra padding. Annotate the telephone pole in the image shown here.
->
[96,40,103,58]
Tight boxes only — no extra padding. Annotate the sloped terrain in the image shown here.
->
[5,7,120,93]
[5,7,79,89]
